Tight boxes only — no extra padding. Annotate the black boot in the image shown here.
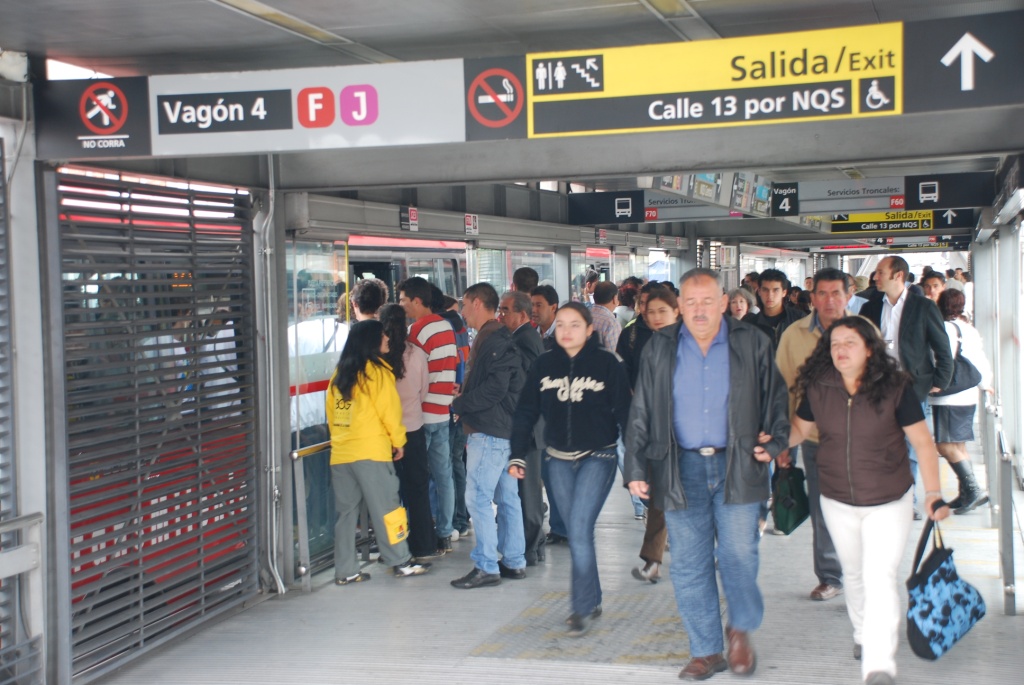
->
[950,460,989,515]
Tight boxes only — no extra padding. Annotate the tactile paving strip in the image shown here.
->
[471,590,726,664]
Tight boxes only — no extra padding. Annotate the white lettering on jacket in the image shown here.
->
[539,375,605,402]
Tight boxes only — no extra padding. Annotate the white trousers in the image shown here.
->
[820,488,913,681]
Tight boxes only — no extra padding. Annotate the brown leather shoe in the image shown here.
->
[678,653,727,680]
[726,627,756,676]
[810,583,843,601]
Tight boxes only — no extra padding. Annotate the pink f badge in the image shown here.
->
[340,85,378,126]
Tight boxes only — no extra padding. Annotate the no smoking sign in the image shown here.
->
[464,57,528,142]
[468,69,523,128]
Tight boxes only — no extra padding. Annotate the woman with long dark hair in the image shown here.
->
[621,286,679,584]
[378,304,438,561]
[928,289,991,513]
[509,302,631,636]
[788,316,948,685]
[327,320,430,584]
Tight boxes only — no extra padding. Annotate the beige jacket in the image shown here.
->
[775,311,850,444]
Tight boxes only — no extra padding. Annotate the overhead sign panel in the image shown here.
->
[903,172,995,210]
[528,23,902,138]
[33,12,1024,160]
[148,60,466,156]
[873,235,972,251]
[831,209,975,233]
[35,77,153,158]
[642,192,735,222]
[905,11,1024,113]
[568,190,645,225]
[464,57,528,141]
[798,177,905,213]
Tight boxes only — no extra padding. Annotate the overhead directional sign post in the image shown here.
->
[528,23,902,138]
[146,60,466,156]
[800,173,993,215]
[32,11,1024,160]
[873,235,972,251]
[904,11,1024,112]
[642,193,736,222]
[568,189,745,225]
[771,183,800,216]
[830,209,975,233]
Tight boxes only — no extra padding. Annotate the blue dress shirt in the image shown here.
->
[673,317,730,450]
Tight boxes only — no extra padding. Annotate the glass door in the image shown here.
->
[286,240,349,573]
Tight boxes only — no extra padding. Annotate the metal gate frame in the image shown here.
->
[39,166,263,683]
[0,139,45,684]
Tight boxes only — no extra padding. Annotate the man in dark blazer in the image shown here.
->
[860,256,953,516]
[499,291,547,565]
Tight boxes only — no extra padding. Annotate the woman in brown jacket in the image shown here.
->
[787,316,949,685]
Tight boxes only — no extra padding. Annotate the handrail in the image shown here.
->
[289,440,330,461]
[0,512,44,537]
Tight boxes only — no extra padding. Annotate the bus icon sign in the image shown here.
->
[918,181,939,203]
[615,197,633,217]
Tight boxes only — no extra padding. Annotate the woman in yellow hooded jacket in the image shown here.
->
[327,320,430,584]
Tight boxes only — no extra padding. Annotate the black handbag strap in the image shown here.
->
[950,322,963,357]
[911,506,947,574]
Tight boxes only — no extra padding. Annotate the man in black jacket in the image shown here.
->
[859,256,953,517]
[752,268,805,351]
[530,284,567,543]
[625,268,790,681]
[500,291,547,566]
[530,284,559,352]
[450,283,527,589]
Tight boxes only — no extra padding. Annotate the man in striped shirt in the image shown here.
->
[399,277,460,555]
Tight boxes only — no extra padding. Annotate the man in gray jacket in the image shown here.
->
[625,268,790,681]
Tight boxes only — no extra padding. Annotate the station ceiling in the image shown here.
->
[1,0,1017,76]
[3,0,1021,251]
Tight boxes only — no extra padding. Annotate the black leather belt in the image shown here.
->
[696,446,726,456]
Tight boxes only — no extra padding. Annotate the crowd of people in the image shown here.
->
[321,257,991,685]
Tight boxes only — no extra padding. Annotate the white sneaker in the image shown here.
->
[451,529,460,542]
[393,561,431,578]
[631,561,660,584]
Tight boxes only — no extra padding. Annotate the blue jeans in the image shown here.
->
[424,421,454,538]
[663,450,764,657]
[546,451,618,616]
[905,401,930,506]
[541,455,567,537]
[449,417,470,531]
[465,433,525,575]
[617,436,646,517]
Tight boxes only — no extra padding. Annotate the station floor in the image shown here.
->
[106,458,1024,685]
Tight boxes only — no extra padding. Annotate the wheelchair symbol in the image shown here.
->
[865,80,891,110]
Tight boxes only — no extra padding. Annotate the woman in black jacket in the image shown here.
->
[509,302,631,637]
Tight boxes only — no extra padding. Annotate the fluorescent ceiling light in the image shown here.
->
[209,0,397,63]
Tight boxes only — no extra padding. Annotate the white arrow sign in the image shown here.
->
[940,32,995,91]
[942,209,958,224]
[585,57,599,71]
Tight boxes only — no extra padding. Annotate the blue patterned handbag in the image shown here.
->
[906,516,986,660]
